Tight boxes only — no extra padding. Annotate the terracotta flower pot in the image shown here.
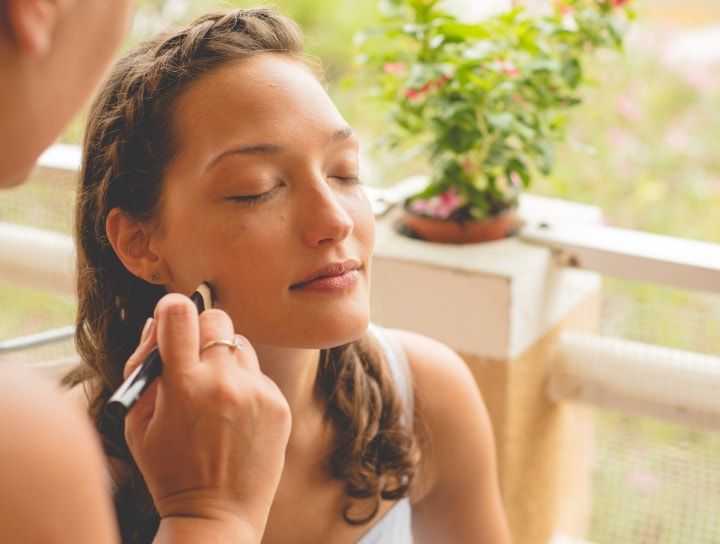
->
[397,207,519,244]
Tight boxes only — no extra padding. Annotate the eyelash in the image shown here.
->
[229,176,361,205]
[229,186,279,205]
[333,176,362,185]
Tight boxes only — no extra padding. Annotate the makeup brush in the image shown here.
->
[106,282,213,420]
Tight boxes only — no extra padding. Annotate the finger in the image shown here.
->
[124,379,159,444]
[123,318,157,380]
[198,309,237,364]
[197,310,260,371]
[231,332,260,371]
[154,293,200,377]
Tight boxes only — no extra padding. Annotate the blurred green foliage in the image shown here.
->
[538,43,720,243]
[353,0,633,220]
[49,0,717,244]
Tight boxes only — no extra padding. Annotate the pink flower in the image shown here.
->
[404,85,427,100]
[404,74,451,101]
[409,187,464,219]
[682,65,719,93]
[617,94,642,122]
[409,198,430,214]
[664,125,689,151]
[383,62,406,75]
[597,0,630,6]
[554,1,574,15]
[709,179,720,196]
[494,58,519,77]
[606,126,635,151]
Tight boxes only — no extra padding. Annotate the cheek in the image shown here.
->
[350,191,376,250]
[199,211,288,285]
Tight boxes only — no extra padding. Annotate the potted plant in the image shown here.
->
[354,0,633,243]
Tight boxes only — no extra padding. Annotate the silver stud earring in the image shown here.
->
[150,272,160,282]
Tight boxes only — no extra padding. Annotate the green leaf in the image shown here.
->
[429,34,445,49]
[506,158,531,188]
[561,58,582,88]
[533,140,555,175]
[410,178,451,201]
[437,21,490,40]
[461,40,496,61]
[485,112,514,132]
[528,59,560,73]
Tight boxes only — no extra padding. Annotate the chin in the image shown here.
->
[270,308,371,349]
[319,313,371,349]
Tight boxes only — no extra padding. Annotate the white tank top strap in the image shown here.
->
[356,497,412,544]
[367,322,414,427]
[355,323,415,543]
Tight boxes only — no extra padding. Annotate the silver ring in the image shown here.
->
[200,337,244,354]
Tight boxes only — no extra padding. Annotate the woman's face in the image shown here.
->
[152,54,375,348]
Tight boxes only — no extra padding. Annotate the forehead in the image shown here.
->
[172,54,344,149]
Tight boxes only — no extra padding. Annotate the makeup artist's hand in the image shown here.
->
[122,293,291,544]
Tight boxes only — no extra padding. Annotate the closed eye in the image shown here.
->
[332,176,362,185]
[227,183,282,205]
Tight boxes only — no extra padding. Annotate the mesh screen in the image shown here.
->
[0,170,77,368]
[584,280,720,544]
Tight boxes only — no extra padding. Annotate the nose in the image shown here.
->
[300,176,354,248]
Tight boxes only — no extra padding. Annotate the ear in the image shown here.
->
[6,0,60,56]
[106,207,171,286]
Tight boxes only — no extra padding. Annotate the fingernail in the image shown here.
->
[140,317,155,344]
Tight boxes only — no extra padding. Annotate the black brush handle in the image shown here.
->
[106,348,162,420]
[105,287,209,420]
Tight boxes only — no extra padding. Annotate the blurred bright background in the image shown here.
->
[1,1,718,542]
[6,0,720,244]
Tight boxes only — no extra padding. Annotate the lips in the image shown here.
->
[290,259,362,289]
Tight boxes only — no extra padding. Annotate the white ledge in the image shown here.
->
[520,222,720,294]
[371,204,602,359]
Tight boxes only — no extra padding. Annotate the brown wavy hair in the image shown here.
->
[71,7,419,543]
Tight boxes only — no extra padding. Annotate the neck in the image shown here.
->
[253,344,329,459]
[253,344,323,420]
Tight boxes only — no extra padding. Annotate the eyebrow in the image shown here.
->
[204,126,356,174]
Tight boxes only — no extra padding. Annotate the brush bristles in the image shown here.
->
[192,282,214,312]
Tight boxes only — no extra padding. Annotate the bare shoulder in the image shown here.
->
[383,329,494,483]
[382,330,511,542]
[0,367,92,458]
[385,328,477,397]
[0,367,117,543]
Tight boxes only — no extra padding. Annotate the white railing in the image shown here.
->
[518,219,720,430]
[0,222,75,295]
[548,332,720,430]
[520,222,720,295]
